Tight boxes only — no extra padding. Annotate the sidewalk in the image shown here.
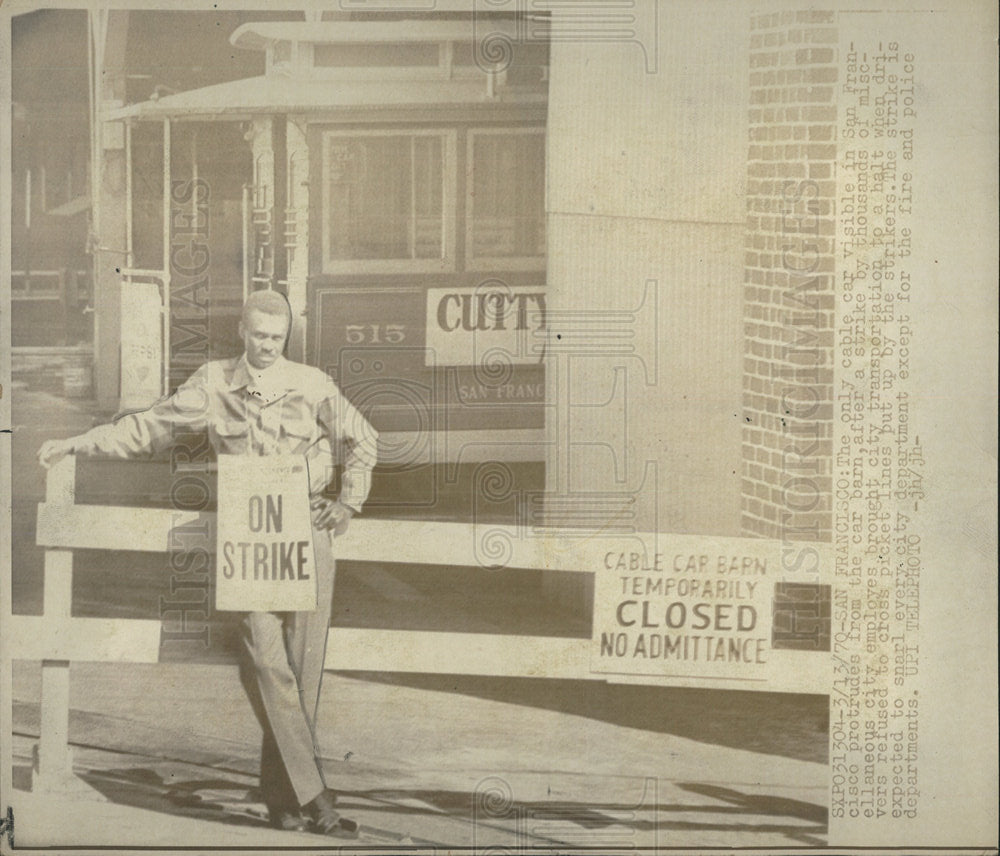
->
[10,661,827,850]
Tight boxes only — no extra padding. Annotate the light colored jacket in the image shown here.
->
[76,355,379,511]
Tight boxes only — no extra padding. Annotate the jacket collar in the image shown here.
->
[228,354,294,399]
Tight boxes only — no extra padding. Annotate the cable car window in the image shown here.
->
[314,43,439,68]
[467,128,545,270]
[273,40,292,66]
[322,130,455,273]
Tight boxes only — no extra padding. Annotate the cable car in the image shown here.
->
[108,20,550,511]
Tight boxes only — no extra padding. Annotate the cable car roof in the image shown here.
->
[229,20,520,50]
[108,18,545,122]
[106,75,545,122]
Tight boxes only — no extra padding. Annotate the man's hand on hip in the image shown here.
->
[311,498,354,537]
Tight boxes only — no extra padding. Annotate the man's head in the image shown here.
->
[239,290,292,369]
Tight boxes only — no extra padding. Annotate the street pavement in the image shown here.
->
[10,662,828,850]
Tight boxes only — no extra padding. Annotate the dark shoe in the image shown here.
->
[269,808,308,832]
[305,790,359,839]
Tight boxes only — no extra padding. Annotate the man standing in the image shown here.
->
[38,290,378,838]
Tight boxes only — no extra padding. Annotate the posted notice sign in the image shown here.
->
[215,454,317,612]
[590,533,833,694]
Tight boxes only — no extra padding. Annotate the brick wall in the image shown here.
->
[742,11,837,541]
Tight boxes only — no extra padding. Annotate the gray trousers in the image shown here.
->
[238,524,335,811]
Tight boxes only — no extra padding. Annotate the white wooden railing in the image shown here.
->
[15,455,830,794]
[14,455,599,793]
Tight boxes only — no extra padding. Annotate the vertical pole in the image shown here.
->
[284,118,310,362]
[42,552,73,624]
[242,184,251,302]
[86,10,98,240]
[24,169,33,290]
[441,40,453,79]
[91,11,129,410]
[125,121,133,267]
[442,136,448,262]
[60,269,70,346]
[409,137,417,259]
[37,552,74,785]
[34,457,78,791]
[272,114,287,293]
[37,659,73,785]
[161,118,171,396]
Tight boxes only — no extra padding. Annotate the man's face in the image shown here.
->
[240,309,289,370]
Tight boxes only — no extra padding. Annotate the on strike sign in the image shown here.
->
[215,455,317,612]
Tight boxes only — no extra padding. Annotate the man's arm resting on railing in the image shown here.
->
[37,367,210,470]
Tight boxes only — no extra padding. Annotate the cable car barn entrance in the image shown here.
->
[110,20,550,514]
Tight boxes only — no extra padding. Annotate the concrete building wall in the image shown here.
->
[544,5,750,536]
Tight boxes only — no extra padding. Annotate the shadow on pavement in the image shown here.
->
[79,767,269,829]
[341,672,829,764]
[47,765,827,847]
[676,781,827,823]
[342,784,826,832]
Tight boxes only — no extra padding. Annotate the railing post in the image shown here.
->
[45,453,77,506]
[31,455,97,796]
[37,552,73,786]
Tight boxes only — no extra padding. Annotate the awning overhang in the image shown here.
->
[229,20,519,51]
[105,75,546,123]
